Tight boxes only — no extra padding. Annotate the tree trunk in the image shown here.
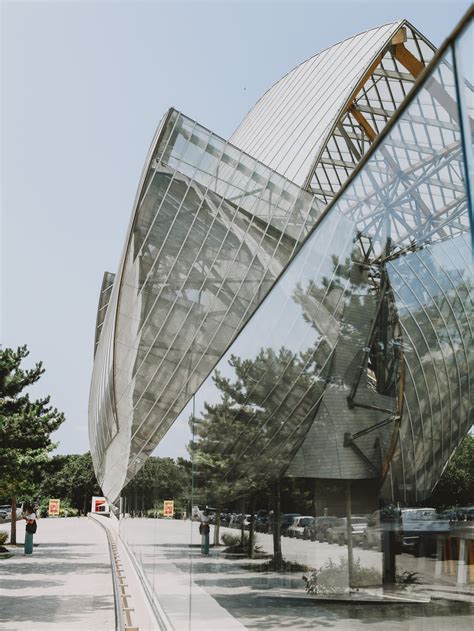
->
[382,529,397,587]
[240,498,245,550]
[345,481,354,588]
[10,496,17,545]
[248,496,256,558]
[213,503,221,546]
[272,479,282,570]
[313,479,318,518]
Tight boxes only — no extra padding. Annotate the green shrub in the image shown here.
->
[38,500,78,517]
[304,558,382,595]
[0,531,8,546]
[59,506,78,517]
[396,571,422,588]
[147,509,159,518]
[221,532,248,548]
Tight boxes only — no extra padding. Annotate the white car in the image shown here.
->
[0,503,23,521]
[287,516,315,538]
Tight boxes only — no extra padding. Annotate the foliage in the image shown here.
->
[221,531,258,555]
[190,342,329,506]
[0,532,8,546]
[39,453,101,512]
[0,346,65,496]
[38,497,78,518]
[428,434,474,508]
[0,346,65,543]
[304,558,382,595]
[396,571,421,588]
[146,508,159,518]
[221,532,247,547]
[122,456,191,512]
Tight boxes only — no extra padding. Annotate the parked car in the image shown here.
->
[0,503,22,521]
[326,516,368,545]
[220,511,232,526]
[255,511,270,533]
[362,507,449,556]
[362,507,403,550]
[281,513,301,536]
[456,506,474,521]
[303,516,339,541]
[401,508,449,556]
[287,516,314,538]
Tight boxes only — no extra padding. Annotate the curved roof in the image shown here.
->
[230,21,434,194]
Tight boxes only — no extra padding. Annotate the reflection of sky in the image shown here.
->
[155,208,355,458]
[457,21,474,86]
[388,235,472,315]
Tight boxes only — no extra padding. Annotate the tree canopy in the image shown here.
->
[39,452,102,513]
[0,345,65,542]
[428,434,474,508]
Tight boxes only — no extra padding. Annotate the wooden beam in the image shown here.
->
[393,43,425,78]
[395,43,472,127]
[349,107,378,142]
[350,54,383,102]
[391,27,407,45]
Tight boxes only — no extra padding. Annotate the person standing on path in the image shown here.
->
[200,509,210,555]
[23,506,37,555]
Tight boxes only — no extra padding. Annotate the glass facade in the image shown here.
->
[90,12,473,631]
[90,110,325,499]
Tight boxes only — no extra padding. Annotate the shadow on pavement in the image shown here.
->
[0,595,112,623]
[0,562,111,576]
[0,578,64,590]
[213,594,474,629]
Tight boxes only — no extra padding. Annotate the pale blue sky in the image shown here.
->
[1,0,471,454]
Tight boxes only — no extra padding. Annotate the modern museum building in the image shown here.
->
[89,11,473,630]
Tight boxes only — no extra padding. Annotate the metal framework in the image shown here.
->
[89,14,473,504]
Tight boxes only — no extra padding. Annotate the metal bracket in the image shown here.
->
[343,415,399,474]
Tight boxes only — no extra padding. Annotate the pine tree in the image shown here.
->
[0,346,65,544]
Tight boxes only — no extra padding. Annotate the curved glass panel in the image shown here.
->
[92,14,473,630]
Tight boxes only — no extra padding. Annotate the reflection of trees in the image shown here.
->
[190,345,330,562]
[190,249,404,562]
[122,456,191,515]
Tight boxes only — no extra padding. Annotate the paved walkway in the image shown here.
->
[0,517,114,631]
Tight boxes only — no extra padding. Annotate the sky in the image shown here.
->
[1,0,472,455]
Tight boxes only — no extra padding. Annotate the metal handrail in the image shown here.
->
[89,516,125,631]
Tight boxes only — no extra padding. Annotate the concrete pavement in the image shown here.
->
[1,516,473,630]
[0,517,114,631]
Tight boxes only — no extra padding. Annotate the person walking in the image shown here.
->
[23,506,37,555]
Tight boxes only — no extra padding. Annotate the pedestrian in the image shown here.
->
[23,505,37,555]
[200,509,211,555]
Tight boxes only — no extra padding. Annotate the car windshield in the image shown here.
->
[403,509,437,521]
[299,518,313,526]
